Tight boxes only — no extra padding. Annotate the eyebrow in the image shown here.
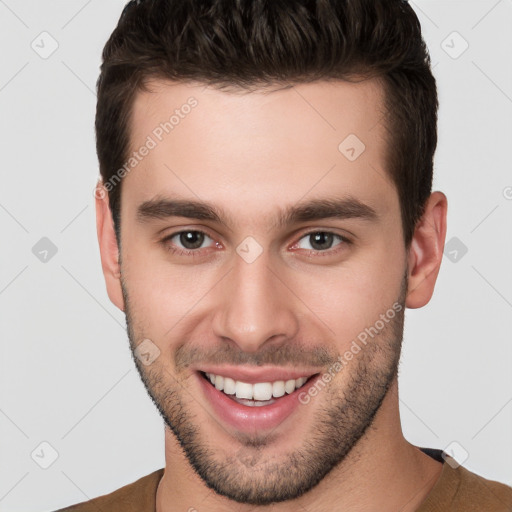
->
[136,195,379,229]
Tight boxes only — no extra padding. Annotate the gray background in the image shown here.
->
[0,1,511,510]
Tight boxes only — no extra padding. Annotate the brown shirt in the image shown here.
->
[54,451,512,511]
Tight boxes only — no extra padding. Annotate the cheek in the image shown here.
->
[121,243,220,333]
[291,245,405,347]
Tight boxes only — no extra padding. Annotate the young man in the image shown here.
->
[57,0,512,510]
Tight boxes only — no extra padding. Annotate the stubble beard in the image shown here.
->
[122,273,407,505]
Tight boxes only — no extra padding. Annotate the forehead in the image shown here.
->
[123,78,396,225]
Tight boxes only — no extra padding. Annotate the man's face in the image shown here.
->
[117,79,409,505]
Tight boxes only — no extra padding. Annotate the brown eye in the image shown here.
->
[296,232,346,252]
[176,231,207,250]
[162,230,216,255]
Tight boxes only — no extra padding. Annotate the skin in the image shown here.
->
[96,78,448,511]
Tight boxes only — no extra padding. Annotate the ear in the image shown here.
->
[95,180,125,312]
[406,191,448,309]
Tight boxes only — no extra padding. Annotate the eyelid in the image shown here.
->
[160,225,217,242]
[296,228,352,242]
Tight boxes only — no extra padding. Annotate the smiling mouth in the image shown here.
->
[199,371,318,407]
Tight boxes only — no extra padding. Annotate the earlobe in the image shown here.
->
[405,191,448,309]
[95,181,125,312]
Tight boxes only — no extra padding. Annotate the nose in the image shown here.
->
[212,248,300,353]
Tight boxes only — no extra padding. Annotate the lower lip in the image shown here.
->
[197,371,320,433]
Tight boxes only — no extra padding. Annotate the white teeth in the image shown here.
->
[272,381,285,398]
[204,372,312,400]
[253,382,273,401]
[223,377,236,395]
[235,381,253,399]
[284,379,296,394]
[295,377,307,388]
[235,397,275,407]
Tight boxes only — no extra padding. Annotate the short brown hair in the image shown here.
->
[95,0,438,248]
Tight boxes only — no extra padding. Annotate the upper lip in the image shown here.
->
[195,365,320,384]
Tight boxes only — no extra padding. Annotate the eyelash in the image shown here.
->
[161,229,352,258]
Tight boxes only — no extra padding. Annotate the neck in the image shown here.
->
[156,378,442,512]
